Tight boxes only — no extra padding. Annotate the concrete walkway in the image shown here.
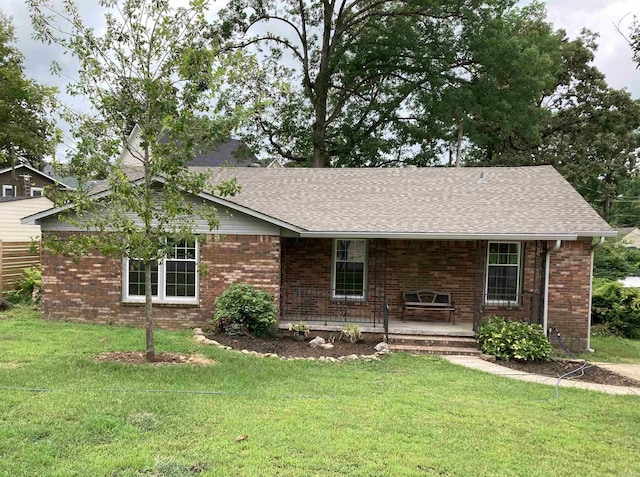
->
[443,355,640,396]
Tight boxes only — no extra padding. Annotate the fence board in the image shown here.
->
[0,240,41,294]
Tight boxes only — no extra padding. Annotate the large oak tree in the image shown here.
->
[216,0,514,167]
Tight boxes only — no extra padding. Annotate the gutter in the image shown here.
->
[586,237,606,352]
[543,240,562,336]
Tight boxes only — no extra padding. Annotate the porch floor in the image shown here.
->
[278,319,475,337]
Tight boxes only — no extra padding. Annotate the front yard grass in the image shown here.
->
[0,306,639,476]
[582,335,640,364]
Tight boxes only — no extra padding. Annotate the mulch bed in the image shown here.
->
[494,359,640,387]
[207,330,383,359]
[94,352,215,365]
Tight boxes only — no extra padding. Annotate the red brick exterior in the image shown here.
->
[41,232,593,351]
[546,238,593,351]
[41,232,281,329]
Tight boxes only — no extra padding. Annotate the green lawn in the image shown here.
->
[584,335,640,364]
[0,307,639,477]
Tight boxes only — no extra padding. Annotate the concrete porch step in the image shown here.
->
[387,334,477,348]
[388,343,482,356]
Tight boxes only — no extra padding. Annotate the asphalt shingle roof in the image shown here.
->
[45,165,614,239]
[196,165,613,237]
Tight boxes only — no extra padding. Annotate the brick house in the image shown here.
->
[24,166,614,352]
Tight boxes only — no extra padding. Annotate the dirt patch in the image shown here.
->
[94,352,215,366]
[207,330,383,359]
[495,359,640,387]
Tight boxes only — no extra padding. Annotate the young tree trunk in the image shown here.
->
[145,259,155,361]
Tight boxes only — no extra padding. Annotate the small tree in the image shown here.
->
[29,0,244,361]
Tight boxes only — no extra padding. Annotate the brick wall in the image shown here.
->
[385,240,478,323]
[546,238,593,351]
[41,232,281,329]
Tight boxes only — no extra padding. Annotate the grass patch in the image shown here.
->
[583,335,640,364]
[0,306,639,476]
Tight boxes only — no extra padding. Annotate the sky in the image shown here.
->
[3,0,640,160]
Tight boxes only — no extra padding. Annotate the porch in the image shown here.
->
[279,237,547,338]
[278,318,474,337]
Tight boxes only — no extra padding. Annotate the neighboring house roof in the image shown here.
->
[24,165,615,240]
[120,125,259,167]
[41,164,81,190]
[621,228,640,248]
[185,139,258,167]
[0,163,75,191]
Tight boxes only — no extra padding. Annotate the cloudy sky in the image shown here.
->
[3,0,640,159]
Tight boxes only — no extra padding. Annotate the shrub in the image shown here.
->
[591,279,640,339]
[340,324,362,343]
[477,316,552,361]
[212,284,276,337]
[3,267,42,304]
[594,238,640,280]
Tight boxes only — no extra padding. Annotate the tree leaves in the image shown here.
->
[0,12,59,170]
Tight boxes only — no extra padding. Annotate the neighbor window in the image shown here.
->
[485,242,521,304]
[30,187,44,197]
[332,239,367,298]
[2,185,15,197]
[124,240,198,303]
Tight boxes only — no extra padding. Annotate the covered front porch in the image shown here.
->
[278,318,474,337]
[279,237,547,338]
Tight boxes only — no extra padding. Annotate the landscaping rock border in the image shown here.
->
[193,328,389,362]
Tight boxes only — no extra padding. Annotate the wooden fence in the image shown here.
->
[0,240,40,294]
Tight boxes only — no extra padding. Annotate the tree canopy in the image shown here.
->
[0,11,59,170]
[217,0,518,167]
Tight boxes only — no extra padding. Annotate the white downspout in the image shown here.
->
[587,237,606,352]
[543,240,562,336]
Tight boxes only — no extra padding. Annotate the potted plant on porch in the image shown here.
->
[288,321,309,341]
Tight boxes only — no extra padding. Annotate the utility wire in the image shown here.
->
[0,385,331,400]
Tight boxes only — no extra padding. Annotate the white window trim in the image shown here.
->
[331,238,368,300]
[122,240,199,304]
[2,185,15,197]
[30,187,44,197]
[485,241,522,306]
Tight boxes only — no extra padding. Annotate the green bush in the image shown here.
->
[477,316,552,361]
[3,267,41,304]
[591,279,640,339]
[212,284,277,337]
[594,238,640,280]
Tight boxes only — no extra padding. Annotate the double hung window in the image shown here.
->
[332,239,367,298]
[485,242,521,304]
[124,240,197,303]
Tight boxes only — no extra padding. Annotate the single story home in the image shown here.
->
[24,165,615,352]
